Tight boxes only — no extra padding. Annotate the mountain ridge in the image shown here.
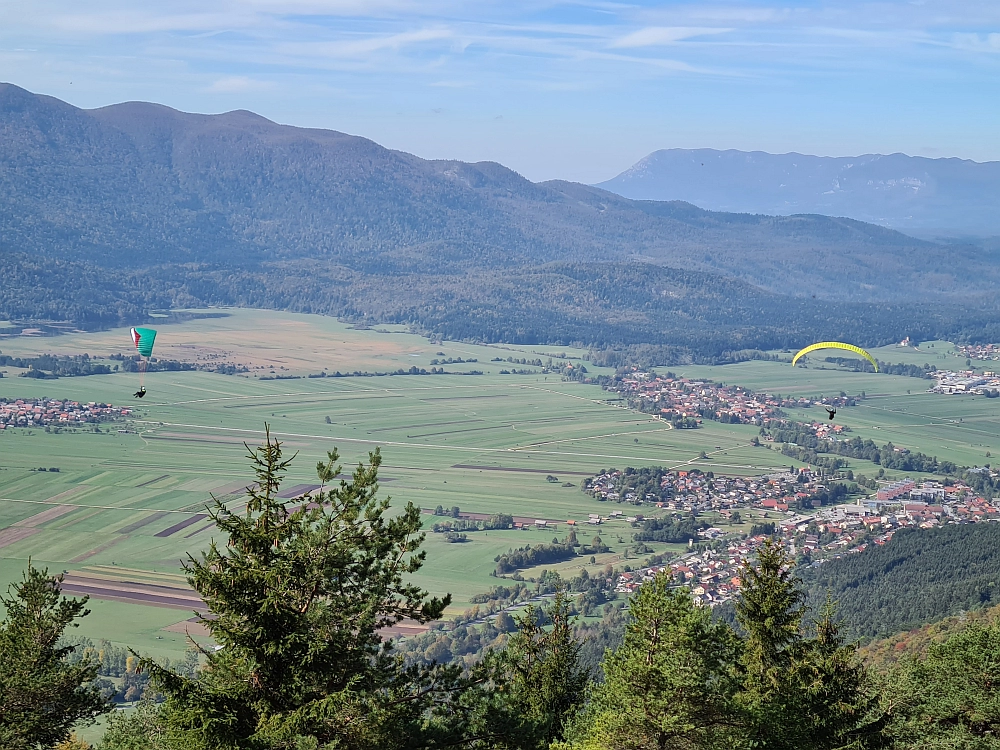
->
[598,147,1000,235]
[2,83,1000,355]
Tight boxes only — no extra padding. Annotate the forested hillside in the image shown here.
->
[4,83,1000,357]
[799,523,1000,640]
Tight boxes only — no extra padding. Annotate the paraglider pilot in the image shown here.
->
[825,408,836,421]
[129,327,157,398]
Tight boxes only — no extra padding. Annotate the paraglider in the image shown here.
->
[825,408,836,420]
[129,327,157,397]
[792,342,878,372]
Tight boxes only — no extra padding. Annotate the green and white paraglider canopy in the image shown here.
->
[130,327,157,389]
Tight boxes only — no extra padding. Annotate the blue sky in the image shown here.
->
[1,0,998,182]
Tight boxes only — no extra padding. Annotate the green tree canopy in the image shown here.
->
[0,563,110,749]
[567,571,739,749]
[144,427,455,749]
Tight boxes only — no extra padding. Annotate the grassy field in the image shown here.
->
[673,351,1000,470]
[0,311,995,662]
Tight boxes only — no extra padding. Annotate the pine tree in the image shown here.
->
[144,427,455,749]
[0,563,110,749]
[736,541,886,749]
[795,601,888,749]
[569,572,738,749]
[477,591,588,749]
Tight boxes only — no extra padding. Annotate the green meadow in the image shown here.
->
[0,311,995,658]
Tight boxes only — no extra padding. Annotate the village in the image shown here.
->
[0,397,131,429]
[602,465,1000,606]
[956,343,1000,362]
[605,370,853,426]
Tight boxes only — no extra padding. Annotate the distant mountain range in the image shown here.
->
[1,83,999,357]
[598,149,1000,236]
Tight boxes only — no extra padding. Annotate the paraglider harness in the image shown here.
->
[134,387,146,399]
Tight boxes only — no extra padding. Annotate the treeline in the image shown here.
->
[8,250,1000,363]
[633,515,707,543]
[9,433,1000,749]
[765,424,964,476]
[0,353,112,378]
[397,569,621,670]
[823,356,935,378]
[114,357,196,374]
[61,637,199,704]
[303,367,482,378]
[433,513,514,534]
[494,541,578,575]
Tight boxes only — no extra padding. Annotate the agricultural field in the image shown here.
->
[674,345,1000,470]
[0,311,995,660]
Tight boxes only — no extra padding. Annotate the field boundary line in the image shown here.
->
[511,426,673,450]
[0,498,205,514]
[132,421,769,465]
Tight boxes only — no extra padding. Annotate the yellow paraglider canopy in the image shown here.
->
[792,342,878,372]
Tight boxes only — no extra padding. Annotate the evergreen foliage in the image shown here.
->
[887,621,1000,746]
[800,524,1000,640]
[736,541,888,750]
[564,572,738,749]
[142,426,457,749]
[0,563,110,749]
[494,542,577,575]
[18,431,1000,749]
[473,591,588,749]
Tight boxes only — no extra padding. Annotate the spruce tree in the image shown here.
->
[736,541,886,749]
[0,564,110,749]
[476,591,588,749]
[145,427,455,749]
[569,572,738,749]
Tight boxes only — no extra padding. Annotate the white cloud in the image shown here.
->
[204,75,274,93]
[611,26,732,49]
[282,27,453,59]
[951,32,1000,53]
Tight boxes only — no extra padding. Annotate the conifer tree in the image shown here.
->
[145,427,455,749]
[475,590,587,749]
[0,563,110,749]
[735,540,886,749]
[567,572,738,749]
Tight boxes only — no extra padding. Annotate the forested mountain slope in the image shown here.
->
[799,524,1000,641]
[2,82,1000,353]
[2,82,995,297]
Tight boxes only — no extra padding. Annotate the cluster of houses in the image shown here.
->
[957,343,1000,362]
[585,468,832,515]
[929,369,1000,394]
[606,470,1000,606]
[0,397,130,428]
[606,372,807,425]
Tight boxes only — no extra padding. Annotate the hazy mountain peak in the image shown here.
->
[1,83,998,306]
[599,148,1000,235]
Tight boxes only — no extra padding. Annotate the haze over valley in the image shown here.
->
[3,83,1000,362]
[4,2,1000,745]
